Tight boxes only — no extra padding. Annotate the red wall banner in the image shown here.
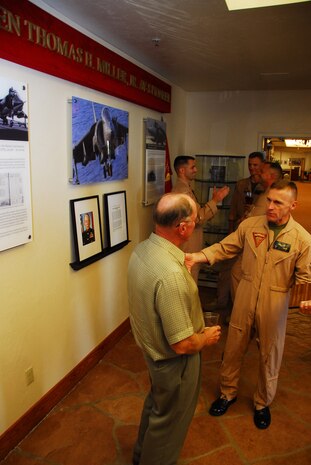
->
[0,0,171,113]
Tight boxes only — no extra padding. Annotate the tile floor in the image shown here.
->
[2,292,311,465]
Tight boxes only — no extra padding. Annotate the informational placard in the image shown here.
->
[0,77,32,252]
[104,191,129,248]
[143,118,166,206]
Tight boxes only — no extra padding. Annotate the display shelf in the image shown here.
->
[195,154,245,287]
[70,240,130,270]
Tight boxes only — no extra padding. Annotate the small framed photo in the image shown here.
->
[104,191,129,248]
[70,195,103,262]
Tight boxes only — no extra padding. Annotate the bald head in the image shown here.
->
[153,193,196,227]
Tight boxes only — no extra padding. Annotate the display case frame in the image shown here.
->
[194,154,246,287]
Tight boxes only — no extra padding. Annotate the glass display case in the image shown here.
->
[194,154,245,287]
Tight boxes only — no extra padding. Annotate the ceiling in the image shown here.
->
[35,0,311,92]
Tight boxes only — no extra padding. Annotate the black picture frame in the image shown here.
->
[70,195,103,263]
[104,191,129,248]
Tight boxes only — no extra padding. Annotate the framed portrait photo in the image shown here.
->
[70,195,103,262]
[104,191,129,248]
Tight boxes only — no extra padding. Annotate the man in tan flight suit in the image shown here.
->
[217,151,264,312]
[172,155,229,282]
[185,180,311,429]
[244,161,283,219]
[230,161,283,299]
[228,151,265,232]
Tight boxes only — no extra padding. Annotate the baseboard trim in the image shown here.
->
[0,318,131,460]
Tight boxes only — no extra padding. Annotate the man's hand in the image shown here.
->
[211,185,230,204]
[185,253,196,272]
[171,325,221,354]
[203,325,221,346]
[185,252,208,272]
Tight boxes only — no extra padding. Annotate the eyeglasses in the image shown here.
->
[175,217,199,227]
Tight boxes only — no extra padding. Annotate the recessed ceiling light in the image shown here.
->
[225,0,309,11]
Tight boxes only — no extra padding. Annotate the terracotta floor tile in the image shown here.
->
[115,424,139,465]
[134,369,150,393]
[181,415,229,459]
[98,395,144,424]
[276,387,311,424]
[1,293,311,465]
[194,392,208,415]
[223,408,311,462]
[181,446,246,465]
[1,453,43,465]
[253,448,311,465]
[19,406,116,465]
[103,331,147,373]
[58,361,141,408]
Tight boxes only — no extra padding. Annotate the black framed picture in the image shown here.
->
[104,191,129,248]
[70,195,103,262]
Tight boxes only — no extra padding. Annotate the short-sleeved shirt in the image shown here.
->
[127,233,204,361]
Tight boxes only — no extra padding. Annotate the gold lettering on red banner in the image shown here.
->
[0,1,171,112]
[0,6,21,35]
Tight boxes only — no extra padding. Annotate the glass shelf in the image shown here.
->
[195,154,245,183]
[195,154,245,287]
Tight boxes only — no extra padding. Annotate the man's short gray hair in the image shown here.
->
[153,193,194,227]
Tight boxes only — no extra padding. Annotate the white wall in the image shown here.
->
[185,90,311,177]
[0,56,186,434]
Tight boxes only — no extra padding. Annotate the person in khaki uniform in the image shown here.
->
[230,161,283,299]
[185,180,311,429]
[228,151,265,232]
[217,152,264,312]
[172,155,229,282]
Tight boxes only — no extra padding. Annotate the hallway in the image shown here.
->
[292,181,311,233]
[2,302,310,465]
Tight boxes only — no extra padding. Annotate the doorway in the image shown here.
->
[262,136,311,181]
[262,136,311,232]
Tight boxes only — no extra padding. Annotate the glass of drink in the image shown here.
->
[244,190,253,205]
[203,311,220,327]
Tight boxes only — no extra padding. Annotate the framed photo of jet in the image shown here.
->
[71,96,129,185]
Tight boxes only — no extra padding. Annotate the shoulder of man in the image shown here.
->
[236,177,251,188]
[287,216,311,239]
[171,177,190,194]
[239,214,266,228]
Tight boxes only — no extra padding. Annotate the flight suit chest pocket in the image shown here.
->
[268,248,297,289]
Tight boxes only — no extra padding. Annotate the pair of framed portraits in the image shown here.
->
[70,191,128,266]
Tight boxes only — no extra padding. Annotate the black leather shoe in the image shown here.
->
[254,406,271,429]
[209,396,237,416]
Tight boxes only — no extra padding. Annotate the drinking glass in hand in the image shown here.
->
[203,311,220,327]
[244,190,253,205]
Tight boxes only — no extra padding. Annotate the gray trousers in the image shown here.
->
[133,352,201,465]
